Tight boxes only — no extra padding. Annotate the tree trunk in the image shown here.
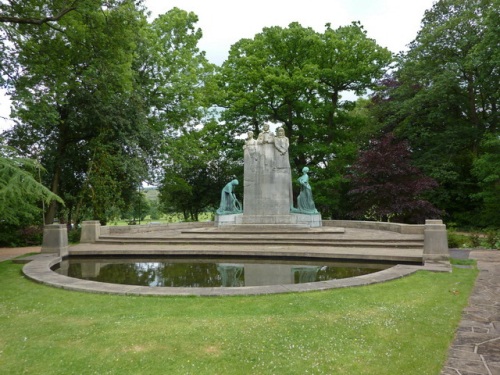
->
[45,165,61,224]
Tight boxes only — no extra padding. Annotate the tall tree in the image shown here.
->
[217,22,392,216]
[2,0,157,225]
[471,134,500,227]
[144,8,217,133]
[371,0,499,226]
[147,8,223,220]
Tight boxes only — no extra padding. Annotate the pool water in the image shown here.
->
[54,257,391,288]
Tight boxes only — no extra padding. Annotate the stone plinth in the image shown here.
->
[294,213,322,228]
[215,213,243,226]
[41,224,68,257]
[423,219,449,261]
[236,213,322,227]
[80,220,101,243]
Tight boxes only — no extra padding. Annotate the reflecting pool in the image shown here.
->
[53,257,393,288]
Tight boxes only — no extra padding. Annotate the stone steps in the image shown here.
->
[96,236,423,248]
[77,224,426,264]
[70,243,424,263]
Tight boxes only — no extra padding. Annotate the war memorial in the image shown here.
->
[215,124,321,227]
[23,123,450,296]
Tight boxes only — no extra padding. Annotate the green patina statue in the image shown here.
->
[293,167,319,214]
[216,179,242,215]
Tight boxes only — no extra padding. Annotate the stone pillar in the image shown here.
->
[80,220,101,243]
[423,219,449,261]
[41,224,68,257]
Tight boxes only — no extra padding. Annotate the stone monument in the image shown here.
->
[215,123,321,227]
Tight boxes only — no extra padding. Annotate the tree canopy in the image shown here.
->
[0,0,497,231]
[346,133,441,223]
[216,21,392,217]
[370,0,499,226]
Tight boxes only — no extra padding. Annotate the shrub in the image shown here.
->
[0,224,43,247]
[447,232,471,248]
[68,228,81,244]
[469,233,481,248]
[485,230,500,249]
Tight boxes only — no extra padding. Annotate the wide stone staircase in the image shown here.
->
[70,222,425,264]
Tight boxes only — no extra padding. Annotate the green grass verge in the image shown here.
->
[450,258,477,266]
[0,262,477,375]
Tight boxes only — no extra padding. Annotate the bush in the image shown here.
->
[447,232,471,248]
[485,230,499,249]
[68,228,81,244]
[0,224,43,247]
[469,233,481,248]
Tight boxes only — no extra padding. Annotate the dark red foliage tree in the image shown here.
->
[346,133,441,224]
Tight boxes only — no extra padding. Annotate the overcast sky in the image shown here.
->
[0,0,436,131]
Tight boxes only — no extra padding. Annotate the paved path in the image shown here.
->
[0,246,41,262]
[442,250,500,375]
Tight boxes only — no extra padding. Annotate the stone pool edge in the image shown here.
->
[21,254,451,296]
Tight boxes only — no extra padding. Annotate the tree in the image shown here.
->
[143,7,218,133]
[2,0,158,225]
[0,144,63,225]
[159,119,242,221]
[145,8,224,220]
[0,0,78,25]
[371,0,499,226]
[346,133,440,224]
[471,134,500,227]
[216,22,392,216]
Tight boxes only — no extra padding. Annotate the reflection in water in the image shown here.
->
[54,258,390,288]
[292,266,321,283]
[217,264,244,287]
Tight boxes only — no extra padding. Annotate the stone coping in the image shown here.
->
[22,253,451,297]
[324,220,424,234]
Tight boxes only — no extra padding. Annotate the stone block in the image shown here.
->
[215,213,243,226]
[41,224,68,257]
[294,213,322,228]
[424,219,449,261]
[80,220,101,243]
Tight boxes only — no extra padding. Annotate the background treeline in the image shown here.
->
[0,0,498,246]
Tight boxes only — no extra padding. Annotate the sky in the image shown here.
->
[0,0,436,131]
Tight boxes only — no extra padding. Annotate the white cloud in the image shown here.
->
[146,0,435,64]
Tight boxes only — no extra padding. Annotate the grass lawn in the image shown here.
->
[0,261,477,375]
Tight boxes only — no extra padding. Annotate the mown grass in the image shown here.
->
[0,261,477,375]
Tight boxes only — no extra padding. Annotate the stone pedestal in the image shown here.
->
[423,219,449,261]
[294,213,322,228]
[236,213,322,227]
[80,220,101,243]
[215,214,243,226]
[41,224,68,257]
[244,143,292,216]
[216,127,322,228]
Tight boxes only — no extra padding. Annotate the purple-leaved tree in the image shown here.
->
[346,133,441,224]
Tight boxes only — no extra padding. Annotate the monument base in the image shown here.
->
[215,213,243,226]
[293,213,322,228]
[231,213,322,228]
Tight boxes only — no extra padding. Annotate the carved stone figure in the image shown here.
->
[274,127,290,169]
[274,127,293,209]
[243,131,257,148]
[216,179,242,215]
[295,167,319,214]
[257,123,274,144]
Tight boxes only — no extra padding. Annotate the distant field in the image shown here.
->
[109,212,214,226]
